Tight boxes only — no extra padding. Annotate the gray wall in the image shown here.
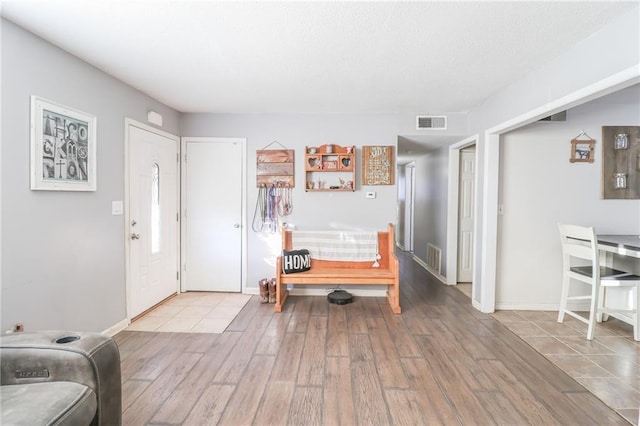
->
[468,5,639,309]
[2,3,638,332]
[411,146,449,273]
[496,89,640,309]
[405,6,639,308]
[1,19,180,333]
[180,113,403,291]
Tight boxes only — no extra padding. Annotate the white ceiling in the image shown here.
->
[2,1,637,159]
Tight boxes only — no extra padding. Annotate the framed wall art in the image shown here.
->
[569,133,595,164]
[30,96,97,191]
[362,145,395,185]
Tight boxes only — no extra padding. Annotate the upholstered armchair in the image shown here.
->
[0,331,121,425]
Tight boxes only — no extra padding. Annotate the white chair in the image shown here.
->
[557,224,640,341]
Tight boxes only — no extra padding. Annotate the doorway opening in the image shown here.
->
[446,136,479,304]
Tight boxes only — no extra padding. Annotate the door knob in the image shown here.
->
[234,224,240,228]
[131,233,140,240]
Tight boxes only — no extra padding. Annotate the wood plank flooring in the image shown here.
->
[114,250,630,425]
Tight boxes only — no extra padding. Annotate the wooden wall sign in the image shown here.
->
[602,126,639,199]
[256,149,294,187]
[362,145,394,185]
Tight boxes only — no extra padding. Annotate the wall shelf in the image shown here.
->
[305,144,355,191]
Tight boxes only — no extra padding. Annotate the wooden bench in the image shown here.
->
[275,223,400,313]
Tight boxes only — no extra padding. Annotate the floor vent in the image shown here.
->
[426,243,442,274]
[416,115,447,130]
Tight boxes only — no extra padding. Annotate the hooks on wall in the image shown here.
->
[252,182,293,233]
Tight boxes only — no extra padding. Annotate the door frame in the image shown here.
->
[180,137,247,293]
[124,118,181,321]
[404,162,415,252]
[446,135,479,296]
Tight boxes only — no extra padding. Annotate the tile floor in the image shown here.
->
[454,283,640,424]
[125,292,251,333]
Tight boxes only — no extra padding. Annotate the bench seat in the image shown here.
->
[280,267,396,283]
[275,224,401,314]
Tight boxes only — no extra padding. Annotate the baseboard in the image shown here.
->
[289,287,388,297]
[102,319,129,337]
[412,254,447,284]
[495,301,589,311]
[472,299,483,311]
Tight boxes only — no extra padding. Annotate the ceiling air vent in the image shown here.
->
[416,115,447,130]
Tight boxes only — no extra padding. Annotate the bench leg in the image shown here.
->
[274,273,288,313]
[387,283,401,314]
[274,288,288,313]
[275,274,282,312]
[275,258,283,312]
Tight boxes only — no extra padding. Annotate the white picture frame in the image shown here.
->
[30,96,97,191]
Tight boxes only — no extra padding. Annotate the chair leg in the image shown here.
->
[596,286,605,323]
[558,275,570,323]
[634,284,639,342]
[586,282,599,341]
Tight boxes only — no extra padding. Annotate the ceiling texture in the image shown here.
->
[2,1,637,160]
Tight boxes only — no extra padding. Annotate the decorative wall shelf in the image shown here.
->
[305,144,355,191]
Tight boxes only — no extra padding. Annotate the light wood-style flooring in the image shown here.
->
[114,250,633,425]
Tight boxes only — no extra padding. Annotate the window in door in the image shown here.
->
[151,162,160,254]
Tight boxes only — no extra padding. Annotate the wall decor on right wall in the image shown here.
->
[602,125,639,199]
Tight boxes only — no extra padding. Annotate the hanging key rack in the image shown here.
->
[253,141,295,232]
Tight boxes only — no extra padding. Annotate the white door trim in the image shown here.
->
[404,162,415,252]
[180,136,247,293]
[478,65,640,313]
[124,118,180,321]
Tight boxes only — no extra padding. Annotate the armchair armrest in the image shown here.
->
[0,331,122,425]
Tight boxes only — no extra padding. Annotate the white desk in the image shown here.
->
[597,235,639,335]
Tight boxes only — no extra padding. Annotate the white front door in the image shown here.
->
[457,148,475,283]
[182,138,244,292]
[127,122,179,318]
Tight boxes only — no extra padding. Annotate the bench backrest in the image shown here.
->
[282,223,395,270]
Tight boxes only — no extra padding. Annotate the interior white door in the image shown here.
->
[128,124,179,318]
[457,148,475,282]
[183,138,243,292]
